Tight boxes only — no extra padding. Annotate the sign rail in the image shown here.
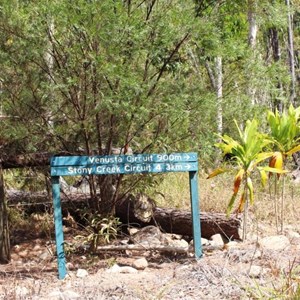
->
[50,152,202,279]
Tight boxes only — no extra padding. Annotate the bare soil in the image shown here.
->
[1,222,300,300]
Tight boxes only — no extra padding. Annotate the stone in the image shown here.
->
[210,234,224,248]
[39,251,50,260]
[48,290,80,299]
[248,265,262,278]
[130,226,164,247]
[167,238,189,249]
[132,257,148,270]
[201,238,209,246]
[286,230,300,239]
[15,286,29,298]
[259,235,290,251]
[66,262,75,270]
[106,264,138,274]
[225,241,240,250]
[119,266,138,273]
[76,268,88,278]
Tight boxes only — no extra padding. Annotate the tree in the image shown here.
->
[0,0,200,215]
[0,163,10,263]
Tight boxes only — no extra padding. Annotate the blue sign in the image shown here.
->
[51,162,198,176]
[51,152,198,167]
[50,152,202,279]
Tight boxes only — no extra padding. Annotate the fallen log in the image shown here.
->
[7,190,242,240]
[116,198,242,240]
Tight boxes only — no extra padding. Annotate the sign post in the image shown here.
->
[50,152,202,279]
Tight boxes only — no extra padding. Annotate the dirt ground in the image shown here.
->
[1,222,300,300]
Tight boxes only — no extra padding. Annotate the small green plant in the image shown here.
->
[208,119,284,240]
[267,105,300,232]
[78,215,121,252]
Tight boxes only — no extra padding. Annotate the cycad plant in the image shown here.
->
[208,119,284,240]
[267,105,300,233]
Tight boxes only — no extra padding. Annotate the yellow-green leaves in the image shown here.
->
[206,167,228,179]
[267,105,300,155]
[209,118,273,215]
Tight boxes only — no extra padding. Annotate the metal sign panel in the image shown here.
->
[50,152,198,167]
[51,162,198,176]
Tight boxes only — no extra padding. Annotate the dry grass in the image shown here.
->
[151,172,300,228]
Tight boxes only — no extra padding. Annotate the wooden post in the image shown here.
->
[189,171,202,258]
[51,176,67,279]
[0,163,10,263]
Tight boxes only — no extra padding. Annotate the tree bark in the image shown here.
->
[0,164,10,263]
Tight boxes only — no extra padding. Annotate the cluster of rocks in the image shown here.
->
[3,224,300,299]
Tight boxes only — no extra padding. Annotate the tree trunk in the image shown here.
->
[268,27,284,112]
[0,164,10,263]
[286,0,296,105]
[215,56,223,136]
[247,0,258,48]
[247,0,258,105]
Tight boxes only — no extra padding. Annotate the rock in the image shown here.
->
[210,234,224,248]
[48,290,81,299]
[39,251,50,260]
[132,257,148,270]
[106,264,138,274]
[201,238,209,246]
[119,266,138,273]
[248,265,262,278]
[167,238,189,249]
[130,225,165,247]
[106,264,121,273]
[76,268,88,278]
[225,241,240,250]
[66,262,75,270]
[259,235,290,251]
[286,230,300,239]
[15,286,29,298]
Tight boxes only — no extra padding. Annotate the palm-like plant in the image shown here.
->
[208,119,284,240]
[267,105,300,232]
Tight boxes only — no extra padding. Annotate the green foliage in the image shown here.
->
[77,215,121,252]
[267,105,300,156]
[209,119,273,215]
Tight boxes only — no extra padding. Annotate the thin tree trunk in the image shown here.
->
[215,56,223,136]
[286,0,296,105]
[247,0,258,105]
[269,27,284,112]
[0,164,10,263]
[248,0,258,48]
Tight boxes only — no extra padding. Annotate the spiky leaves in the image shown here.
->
[267,105,300,165]
[209,119,274,215]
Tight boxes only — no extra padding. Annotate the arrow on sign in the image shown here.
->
[184,154,190,160]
